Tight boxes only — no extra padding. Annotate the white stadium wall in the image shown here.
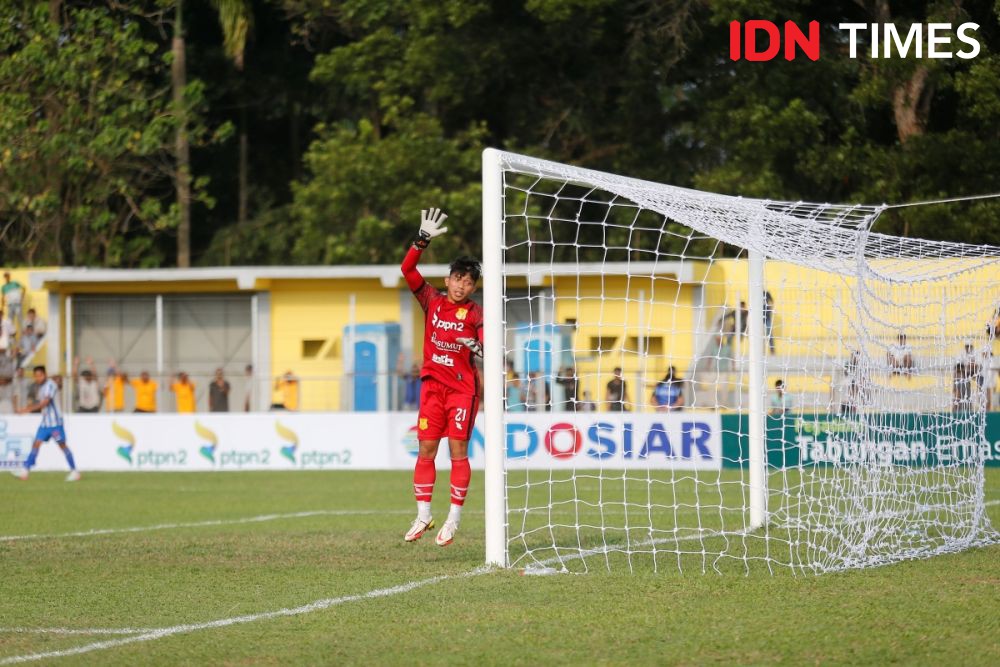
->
[0,413,723,472]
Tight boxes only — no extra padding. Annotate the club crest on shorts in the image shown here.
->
[456,308,468,320]
[419,418,428,430]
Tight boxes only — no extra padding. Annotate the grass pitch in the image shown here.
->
[1,470,999,665]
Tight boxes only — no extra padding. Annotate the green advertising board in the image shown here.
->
[720,412,1000,468]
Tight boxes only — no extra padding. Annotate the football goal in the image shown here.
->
[481,148,1000,574]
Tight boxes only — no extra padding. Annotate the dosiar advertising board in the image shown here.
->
[1,412,723,472]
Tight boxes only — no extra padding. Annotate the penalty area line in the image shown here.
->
[0,628,154,636]
[0,509,414,543]
[0,567,493,665]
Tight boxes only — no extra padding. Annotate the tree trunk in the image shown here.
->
[865,0,936,145]
[48,0,64,265]
[290,100,301,181]
[173,0,191,268]
[238,109,248,228]
[892,65,932,145]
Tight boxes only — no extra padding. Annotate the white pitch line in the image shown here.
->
[0,628,153,636]
[0,568,491,665]
[0,509,412,543]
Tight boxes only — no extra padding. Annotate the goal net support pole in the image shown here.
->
[748,248,768,530]
[482,148,507,568]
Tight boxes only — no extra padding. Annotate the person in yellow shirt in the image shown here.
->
[129,371,158,413]
[104,365,126,412]
[170,372,196,413]
[271,370,299,411]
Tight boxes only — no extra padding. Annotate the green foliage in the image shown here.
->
[687,1,1000,243]
[291,114,485,263]
[4,1,1000,266]
[0,4,177,266]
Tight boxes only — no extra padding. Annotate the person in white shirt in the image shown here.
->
[24,308,46,337]
[73,357,102,413]
[887,332,914,376]
[11,365,80,481]
[0,309,13,355]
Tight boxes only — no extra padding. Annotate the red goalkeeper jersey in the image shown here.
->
[401,246,483,397]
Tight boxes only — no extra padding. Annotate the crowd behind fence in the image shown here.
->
[2,363,998,416]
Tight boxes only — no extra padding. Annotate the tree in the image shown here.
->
[171,0,250,267]
[0,3,178,266]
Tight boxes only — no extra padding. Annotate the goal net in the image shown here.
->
[481,149,1000,574]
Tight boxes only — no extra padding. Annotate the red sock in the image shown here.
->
[449,457,471,506]
[413,456,436,502]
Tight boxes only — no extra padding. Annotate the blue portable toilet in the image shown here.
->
[511,323,574,375]
[344,323,401,411]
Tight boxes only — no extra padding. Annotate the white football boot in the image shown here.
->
[404,516,434,542]
[435,519,458,547]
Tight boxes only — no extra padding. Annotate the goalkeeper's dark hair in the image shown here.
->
[449,256,481,283]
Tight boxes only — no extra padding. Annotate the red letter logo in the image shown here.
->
[745,20,781,61]
[784,20,820,61]
[731,20,820,61]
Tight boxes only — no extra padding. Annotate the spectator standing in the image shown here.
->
[17,325,39,367]
[555,366,579,411]
[770,379,789,416]
[605,367,629,411]
[525,371,549,412]
[715,308,737,372]
[764,291,776,355]
[272,371,299,411]
[104,362,126,412]
[0,309,12,356]
[170,372,196,413]
[402,363,422,411]
[209,368,231,412]
[73,357,102,413]
[1,273,24,328]
[953,348,980,413]
[24,308,46,337]
[130,371,158,413]
[652,366,685,412]
[738,301,749,340]
[888,332,914,376]
[0,352,14,413]
[506,372,525,412]
[839,350,866,417]
[988,305,1000,338]
[13,367,37,413]
[243,364,254,412]
[980,348,996,411]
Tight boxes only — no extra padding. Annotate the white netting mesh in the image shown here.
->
[492,151,1000,574]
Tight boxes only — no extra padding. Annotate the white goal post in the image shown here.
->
[482,148,1000,574]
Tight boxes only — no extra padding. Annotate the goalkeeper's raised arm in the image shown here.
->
[400,207,483,549]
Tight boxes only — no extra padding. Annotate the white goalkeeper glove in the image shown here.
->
[414,208,449,249]
[456,337,483,359]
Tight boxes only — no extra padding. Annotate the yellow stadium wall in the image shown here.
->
[15,257,1000,413]
[268,279,404,411]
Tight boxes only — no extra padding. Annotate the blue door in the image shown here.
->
[354,341,378,411]
[524,338,552,374]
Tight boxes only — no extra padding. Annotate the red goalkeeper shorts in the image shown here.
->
[417,378,479,441]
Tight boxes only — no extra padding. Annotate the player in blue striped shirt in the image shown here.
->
[12,366,80,482]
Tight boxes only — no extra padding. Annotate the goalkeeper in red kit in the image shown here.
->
[401,208,483,546]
